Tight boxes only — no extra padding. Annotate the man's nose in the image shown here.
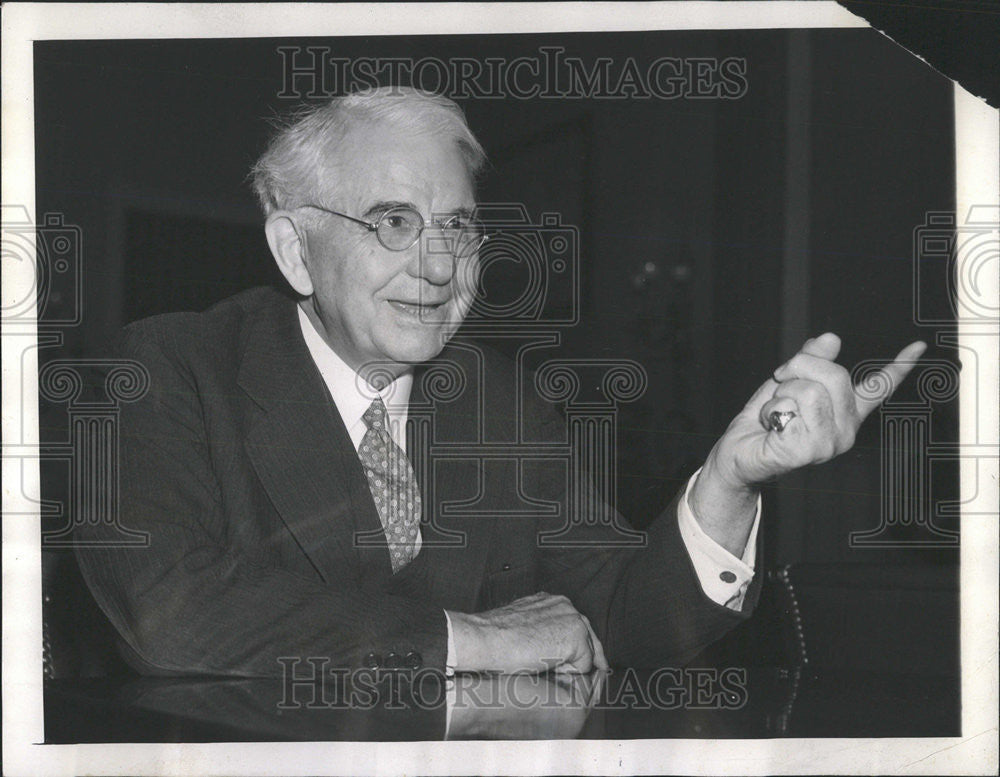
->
[409,233,456,285]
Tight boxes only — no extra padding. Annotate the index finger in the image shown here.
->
[855,340,927,419]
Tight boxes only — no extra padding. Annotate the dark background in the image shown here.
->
[35,28,960,719]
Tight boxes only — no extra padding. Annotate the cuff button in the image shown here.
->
[719,570,738,584]
[404,651,422,669]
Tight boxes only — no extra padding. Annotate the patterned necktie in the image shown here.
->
[358,397,421,573]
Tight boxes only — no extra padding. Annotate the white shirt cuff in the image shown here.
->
[677,468,760,611]
[443,610,456,736]
[444,609,456,676]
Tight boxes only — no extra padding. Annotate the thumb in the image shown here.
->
[799,332,841,361]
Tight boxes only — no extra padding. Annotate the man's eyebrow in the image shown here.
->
[361,201,477,221]
[431,206,477,223]
[361,200,416,219]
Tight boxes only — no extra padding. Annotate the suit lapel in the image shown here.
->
[238,293,388,584]
[237,296,490,603]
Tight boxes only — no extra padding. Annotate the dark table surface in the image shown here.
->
[44,663,959,743]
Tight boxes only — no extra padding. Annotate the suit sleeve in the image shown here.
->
[526,403,764,669]
[74,326,448,678]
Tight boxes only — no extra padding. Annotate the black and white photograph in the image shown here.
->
[3,3,997,775]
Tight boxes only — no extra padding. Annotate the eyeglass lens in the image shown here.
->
[376,207,485,257]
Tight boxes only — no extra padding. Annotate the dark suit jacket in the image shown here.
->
[75,286,761,677]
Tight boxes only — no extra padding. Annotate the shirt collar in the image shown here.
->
[297,303,412,448]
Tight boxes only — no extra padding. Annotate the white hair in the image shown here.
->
[250,86,487,216]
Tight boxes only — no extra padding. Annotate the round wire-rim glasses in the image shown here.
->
[299,204,488,258]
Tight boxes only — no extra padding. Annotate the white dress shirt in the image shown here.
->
[297,304,760,670]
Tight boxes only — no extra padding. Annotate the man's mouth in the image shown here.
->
[387,299,448,317]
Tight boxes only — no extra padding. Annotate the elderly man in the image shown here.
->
[75,87,923,677]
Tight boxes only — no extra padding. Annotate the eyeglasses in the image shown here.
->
[299,204,488,258]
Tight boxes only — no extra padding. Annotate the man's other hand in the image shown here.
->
[447,592,609,674]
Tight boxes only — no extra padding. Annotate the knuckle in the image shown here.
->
[803,381,825,403]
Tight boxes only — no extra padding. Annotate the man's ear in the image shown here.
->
[265,211,314,297]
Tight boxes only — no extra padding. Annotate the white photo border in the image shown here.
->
[3,3,997,775]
